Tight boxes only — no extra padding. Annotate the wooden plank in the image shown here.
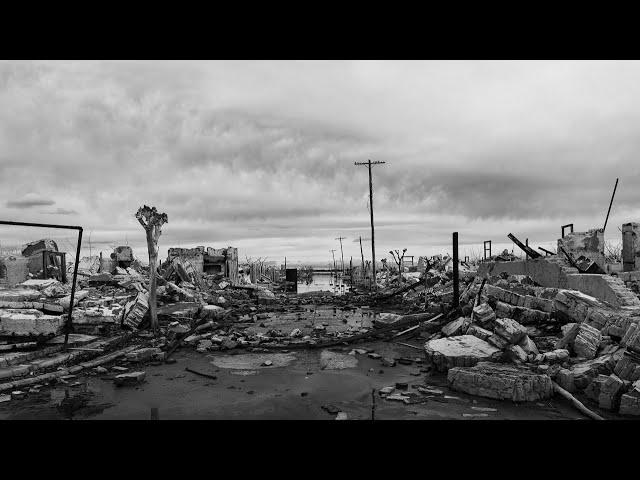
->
[507,233,542,259]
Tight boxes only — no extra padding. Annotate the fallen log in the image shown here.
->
[0,345,139,393]
[552,381,604,420]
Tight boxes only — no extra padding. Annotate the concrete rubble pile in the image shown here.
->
[420,267,640,416]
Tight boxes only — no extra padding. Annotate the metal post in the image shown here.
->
[64,228,83,348]
[453,232,459,309]
[42,250,48,279]
[603,178,619,232]
[525,238,529,260]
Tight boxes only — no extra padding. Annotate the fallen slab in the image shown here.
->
[425,335,502,372]
[0,309,64,336]
[447,362,553,402]
[114,371,146,386]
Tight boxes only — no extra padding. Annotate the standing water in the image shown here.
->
[296,272,349,295]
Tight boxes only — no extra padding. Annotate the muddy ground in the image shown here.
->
[0,339,587,420]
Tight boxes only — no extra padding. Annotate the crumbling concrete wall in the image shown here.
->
[206,247,238,284]
[0,256,29,287]
[477,258,571,288]
[622,222,640,272]
[21,239,60,276]
[557,228,605,271]
[478,257,640,308]
[168,247,205,273]
[566,274,640,309]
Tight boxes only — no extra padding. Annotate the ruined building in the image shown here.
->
[0,239,66,286]
[166,246,239,285]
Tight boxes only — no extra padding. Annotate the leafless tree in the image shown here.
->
[389,248,407,284]
[605,241,623,263]
[135,205,168,335]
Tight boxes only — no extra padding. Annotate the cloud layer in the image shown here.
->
[1,60,640,265]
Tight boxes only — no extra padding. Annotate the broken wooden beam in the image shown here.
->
[507,233,542,259]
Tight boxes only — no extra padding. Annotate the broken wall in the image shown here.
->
[622,222,640,272]
[0,256,29,286]
[557,228,605,271]
[168,247,205,274]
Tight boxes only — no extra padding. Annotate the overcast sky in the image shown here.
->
[1,60,640,265]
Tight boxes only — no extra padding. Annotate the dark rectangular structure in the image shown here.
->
[285,268,298,292]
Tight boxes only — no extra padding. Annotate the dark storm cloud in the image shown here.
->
[2,60,640,262]
[6,195,55,208]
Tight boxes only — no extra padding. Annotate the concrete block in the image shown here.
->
[494,318,527,344]
[619,392,640,416]
[0,309,65,336]
[114,371,146,386]
[573,323,602,359]
[448,362,553,402]
[598,374,625,411]
[424,335,502,372]
[441,317,471,337]
[467,324,492,341]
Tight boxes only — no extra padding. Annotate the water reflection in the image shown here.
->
[297,273,349,295]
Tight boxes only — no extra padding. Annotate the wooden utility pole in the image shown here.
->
[355,159,385,290]
[335,236,346,275]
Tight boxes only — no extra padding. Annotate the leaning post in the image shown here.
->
[453,232,459,309]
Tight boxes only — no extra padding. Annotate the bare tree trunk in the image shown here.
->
[148,246,158,334]
[136,205,168,337]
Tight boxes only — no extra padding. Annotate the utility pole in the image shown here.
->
[355,159,385,290]
[335,236,346,275]
[330,249,337,275]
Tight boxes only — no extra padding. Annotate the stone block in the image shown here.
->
[494,318,527,344]
[487,334,509,350]
[441,317,471,337]
[556,368,576,393]
[467,325,492,341]
[541,349,569,364]
[614,353,640,382]
[584,374,608,402]
[573,323,602,359]
[619,391,640,416]
[518,335,539,355]
[447,362,553,402]
[598,374,625,411]
[122,291,149,329]
[573,356,616,390]
[0,309,65,336]
[507,344,528,363]
[424,335,502,372]
[125,347,162,362]
[473,303,496,325]
[114,371,146,386]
